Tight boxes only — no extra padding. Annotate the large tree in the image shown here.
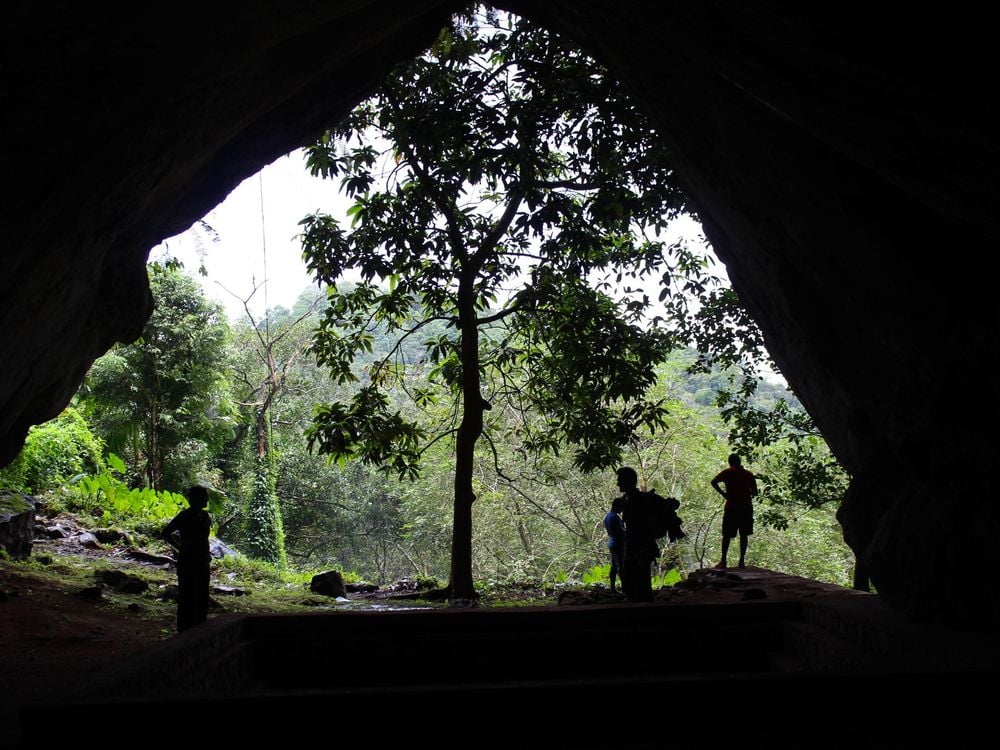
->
[300,9,694,598]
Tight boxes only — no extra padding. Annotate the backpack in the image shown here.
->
[647,491,685,542]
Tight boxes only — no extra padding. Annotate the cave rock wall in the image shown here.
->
[2,1,996,623]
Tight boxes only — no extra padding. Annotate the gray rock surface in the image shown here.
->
[0,493,34,559]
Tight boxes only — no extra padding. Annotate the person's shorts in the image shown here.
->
[722,504,753,538]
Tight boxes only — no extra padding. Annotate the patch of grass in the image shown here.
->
[215,554,316,587]
[475,579,556,608]
[2,550,177,625]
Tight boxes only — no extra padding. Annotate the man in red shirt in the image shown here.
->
[711,454,758,569]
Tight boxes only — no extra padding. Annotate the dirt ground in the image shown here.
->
[0,558,174,706]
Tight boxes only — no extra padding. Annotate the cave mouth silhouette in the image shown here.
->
[1,2,997,627]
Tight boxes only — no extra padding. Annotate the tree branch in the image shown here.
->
[416,427,460,458]
[473,187,523,269]
[476,305,518,326]
[524,177,601,191]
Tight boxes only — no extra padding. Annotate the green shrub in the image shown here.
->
[0,408,104,493]
[581,563,611,585]
[652,567,683,588]
[68,452,187,525]
[216,554,332,587]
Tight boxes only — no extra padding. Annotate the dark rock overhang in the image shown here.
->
[2,1,996,622]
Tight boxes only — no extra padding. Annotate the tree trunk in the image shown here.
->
[147,398,160,490]
[449,271,483,599]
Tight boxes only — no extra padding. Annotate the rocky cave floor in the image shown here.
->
[0,513,863,707]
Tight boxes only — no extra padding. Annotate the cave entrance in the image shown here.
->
[121,5,851,593]
[1,2,860,628]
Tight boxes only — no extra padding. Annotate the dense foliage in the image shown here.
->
[0,408,103,493]
[2,276,853,587]
[79,265,234,491]
[0,8,853,590]
[299,9,703,597]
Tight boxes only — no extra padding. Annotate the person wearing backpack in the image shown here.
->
[711,453,759,569]
[616,466,660,602]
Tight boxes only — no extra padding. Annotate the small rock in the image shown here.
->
[310,570,347,598]
[382,577,439,593]
[77,532,101,549]
[95,569,149,594]
[92,528,133,545]
[156,585,179,601]
[127,602,142,612]
[44,525,69,539]
[33,553,52,565]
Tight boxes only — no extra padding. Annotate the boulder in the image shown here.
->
[310,570,348,598]
[76,532,101,549]
[0,492,34,559]
[209,537,238,559]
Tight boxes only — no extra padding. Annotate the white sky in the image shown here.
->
[149,149,350,320]
[148,147,720,327]
[144,148,789,385]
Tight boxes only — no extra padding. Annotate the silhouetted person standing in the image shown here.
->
[604,496,627,592]
[711,454,758,569]
[163,485,212,631]
[617,467,659,602]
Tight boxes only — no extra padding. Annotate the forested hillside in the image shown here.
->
[1,266,852,588]
[2,9,853,592]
